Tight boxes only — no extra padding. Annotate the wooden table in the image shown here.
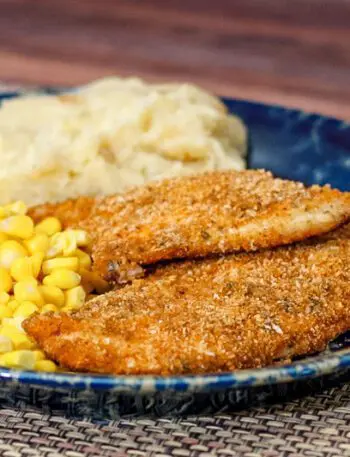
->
[1,0,350,119]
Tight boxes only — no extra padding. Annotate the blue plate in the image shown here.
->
[0,91,349,418]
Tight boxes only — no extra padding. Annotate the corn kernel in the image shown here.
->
[3,201,27,216]
[24,233,49,255]
[2,317,25,333]
[35,217,62,236]
[39,285,64,307]
[61,305,76,313]
[9,332,35,350]
[34,360,57,372]
[0,215,34,239]
[61,233,78,256]
[7,300,19,312]
[0,233,8,244]
[64,286,86,309]
[45,233,63,259]
[43,269,80,290]
[0,325,20,339]
[0,267,13,293]
[0,292,10,304]
[0,335,13,353]
[0,304,12,319]
[0,350,35,370]
[10,257,33,282]
[14,280,44,306]
[46,232,77,258]
[13,301,39,318]
[33,350,45,361]
[75,249,92,270]
[68,230,91,247]
[41,304,59,314]
[31,252,44,278]
[42,257,79,275]
[0,240,28,269]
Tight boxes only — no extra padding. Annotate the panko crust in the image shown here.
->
[24,223,350,375]
[29,170,350,284]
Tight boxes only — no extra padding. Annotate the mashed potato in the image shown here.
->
[0,77,247,205]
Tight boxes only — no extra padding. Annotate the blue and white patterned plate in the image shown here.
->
[0,91,349,418]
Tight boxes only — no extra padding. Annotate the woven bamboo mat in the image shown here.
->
[0,383,349,457]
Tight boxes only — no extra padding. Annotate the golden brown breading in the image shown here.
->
[29,170,350,284]
[23,223,350,375]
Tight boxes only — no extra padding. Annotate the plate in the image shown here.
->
[0,91,349,418]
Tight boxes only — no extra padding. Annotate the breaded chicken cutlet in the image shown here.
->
[29,170,350,284]
[24,223,350,375]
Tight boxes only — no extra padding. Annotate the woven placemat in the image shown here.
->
[0,383,349,457]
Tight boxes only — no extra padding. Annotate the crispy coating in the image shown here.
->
[24,223,350,375]
[29,170,350,283]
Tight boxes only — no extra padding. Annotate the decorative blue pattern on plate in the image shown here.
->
[0,91,349,418]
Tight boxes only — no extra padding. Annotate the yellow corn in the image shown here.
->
[31,253,44,278]
[34,360,57,372]
[45,233,63,258]
[35,217,62,236]
[67,230,91,247]
[0,304,12,319]
[24,233,49,255]
[0,201,95,372]
[13,301,39,318]
[0,215,34,239]
[39,285,64,307]
[0,292,10,304]
[75,249,92,270]
[0,350,36,370]
[9,332,35,350]
[46,232,77,258]
[64,286,86,310]
[61,305,76,313]
[33,350,45,361]
[2,317,25,333]
[0,325,20,339]
[0,240,28,269]
[0,233,8,244]
[7,300,19,312]
[43,269,80,290]
[59,232,78,256]
[42,257,79,275]
[41,304,59,314]
[3,201,27,216]
[0,267,12,293]
[10,257,33,282]
[14,280,44,306]
[0,335,13,353]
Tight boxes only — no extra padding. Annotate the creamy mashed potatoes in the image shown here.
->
[0,77,247,205]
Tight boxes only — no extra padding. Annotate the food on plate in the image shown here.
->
[30,170,350,284]
[0,200,107,371]
[0,77,246,206]
[24,223,350,375]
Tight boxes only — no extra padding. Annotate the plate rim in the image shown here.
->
[0,348,349,392]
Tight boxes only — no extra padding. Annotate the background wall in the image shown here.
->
[1,0,350,119]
